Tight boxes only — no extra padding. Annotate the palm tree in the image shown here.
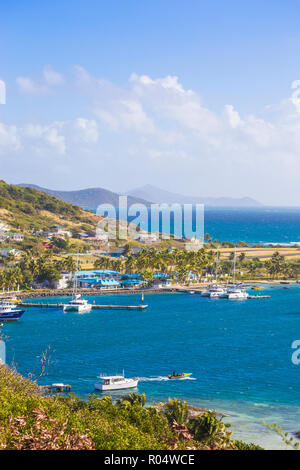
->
[116,392,146,408]
[164,398,189,426]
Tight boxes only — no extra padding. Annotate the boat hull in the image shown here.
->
[94,379,139,391]
[168,373,192,380]
[0,309,25,322]
[63,305,92,313]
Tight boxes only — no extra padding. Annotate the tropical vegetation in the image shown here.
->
[0,365,262,450]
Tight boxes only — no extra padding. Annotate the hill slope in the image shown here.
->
[19,184,151,208]
[0,180,100,231]
[128,184,262,207]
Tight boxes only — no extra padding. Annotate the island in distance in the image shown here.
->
[19,183,262,209]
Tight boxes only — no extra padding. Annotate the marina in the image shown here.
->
[20,301,148,310]
[2,285,300,448]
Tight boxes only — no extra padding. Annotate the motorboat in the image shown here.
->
[0,300,24,321]
[168,372,192,380]
[0,296,22,304]
[201,287,227,298]
[221,288,249,300]
[63,294,92,313]
[94,374,139,391]
[63,254,91,313]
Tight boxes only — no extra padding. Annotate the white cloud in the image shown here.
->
[7,68,300,203]
[75,118,99,143]
[0,123,20,151]
[43,65,65,86]
[16,77,48,95]
[23,122,66,154]
[16,66,65,95]
[224,104,242,128]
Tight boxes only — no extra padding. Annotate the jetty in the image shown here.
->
[20,302,148,310]
[40,383,71,393]
[248,295,270,299]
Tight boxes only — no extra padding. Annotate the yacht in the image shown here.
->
[0,300,24,321]
[201,286,227,298]
[220,287,248,300]
[63,294,92,313]
[0,296,22,304]
[63,254,92,313]
[94,374,139,391]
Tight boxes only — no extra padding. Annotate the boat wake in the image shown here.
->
[139,376,196,382]
[139,376,169,382]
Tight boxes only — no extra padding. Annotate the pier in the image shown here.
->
[20,302,148,310]
[40,383,71,393]
[248,295,270,299]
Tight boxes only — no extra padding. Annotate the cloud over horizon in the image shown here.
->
[2,66,300,204]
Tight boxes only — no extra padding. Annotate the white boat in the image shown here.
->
[94,374,139,391]
[63,294,92,313]
[0,300,25,321]
[0,296,21,304]
[63,254,92,313]
[220,287,248,299]
[201,287,227,298]
[227,288,248,299]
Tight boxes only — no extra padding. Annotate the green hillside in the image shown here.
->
[0,180,100,232]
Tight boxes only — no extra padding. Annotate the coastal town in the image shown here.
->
[2,0,300,453]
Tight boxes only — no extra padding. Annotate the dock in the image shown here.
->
[20,302,148,310]
[40,383,71,393]
[248,295,270,299]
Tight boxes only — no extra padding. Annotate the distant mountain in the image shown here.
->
[19,184,151,209]
[127,184,262,207]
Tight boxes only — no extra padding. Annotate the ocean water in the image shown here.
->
[111,206,300,244]
[4,285,300,448]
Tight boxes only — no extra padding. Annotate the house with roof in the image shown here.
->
[6,232,24,242]
[136,233,160,243]
[0,248,21,258]
[42,226,72,239]
[77,278,120,289]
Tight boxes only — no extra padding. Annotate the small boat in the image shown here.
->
[94,374,139,391]
[0,296,22,304]
[168,372,192,380]
[0,301,24,322]
[251,286,263,290]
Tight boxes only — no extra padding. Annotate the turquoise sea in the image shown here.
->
[4,285,300,448]
[112,207,300,244]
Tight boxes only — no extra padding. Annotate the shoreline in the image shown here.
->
[6,286,300,450]
[4,279,298,299]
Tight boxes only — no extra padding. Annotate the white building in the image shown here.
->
[52,272,73,289]
[0,248,20,258]
[137,233,160,244]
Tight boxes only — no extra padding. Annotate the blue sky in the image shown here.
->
[1,0,300,204]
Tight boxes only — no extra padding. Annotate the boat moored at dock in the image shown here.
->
[63,294,92,313]
[201,287,227,298]
[0,301,25,322]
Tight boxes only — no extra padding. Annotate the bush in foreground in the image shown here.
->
[0,366,262,450]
